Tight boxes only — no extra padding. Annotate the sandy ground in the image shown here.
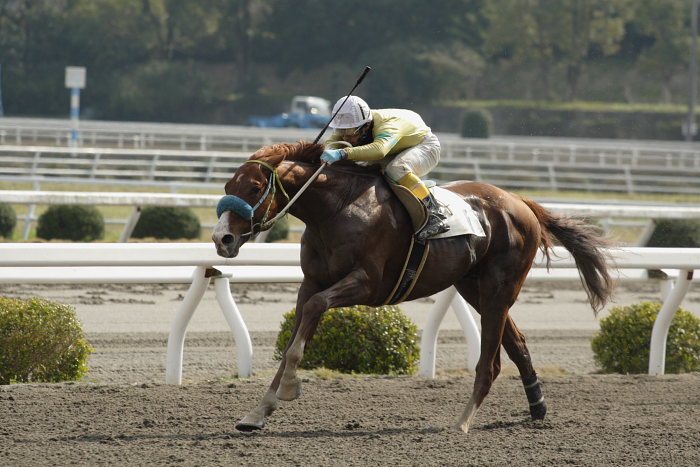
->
[1,281,699,465]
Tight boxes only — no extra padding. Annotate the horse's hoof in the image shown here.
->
[236,414,265,433]
[452,423,470,434]
[276,378,302,401]
[529,400,547,421]
[235,422,263,432]
[235,416,265,432]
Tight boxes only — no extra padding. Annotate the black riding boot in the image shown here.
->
[415,193,450,242]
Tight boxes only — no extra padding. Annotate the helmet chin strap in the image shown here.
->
[358,121,374,145]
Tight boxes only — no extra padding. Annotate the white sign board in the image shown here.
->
[65,66,86,89]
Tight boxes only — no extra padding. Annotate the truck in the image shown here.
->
[248,95,331,128]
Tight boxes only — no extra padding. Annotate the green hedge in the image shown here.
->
[36,205,104,241]
[132,206,201,240]
[591,301,700,374]
[0,297,93,384]
[264,216,289,242]
[0,204,17,239]
[275,305,419,375]
[460,109,492,138]
[646,219,700,248]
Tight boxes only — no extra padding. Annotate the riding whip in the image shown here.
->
[261,66,372,229]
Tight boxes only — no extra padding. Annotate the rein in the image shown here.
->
[216,159,326,237]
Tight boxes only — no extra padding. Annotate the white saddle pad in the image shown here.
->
[430,186,486,239]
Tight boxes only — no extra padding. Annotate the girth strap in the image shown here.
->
[383,237,431,305]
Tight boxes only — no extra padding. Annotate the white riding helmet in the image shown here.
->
[329,95,372,129]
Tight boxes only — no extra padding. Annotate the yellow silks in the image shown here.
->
[398,173,429,200]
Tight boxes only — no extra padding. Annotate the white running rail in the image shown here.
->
[0,243,697,380]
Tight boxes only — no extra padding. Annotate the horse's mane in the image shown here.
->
[249,140,382,178]
[249,141,323,166]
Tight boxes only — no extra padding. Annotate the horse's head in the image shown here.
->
[212,142,321,257]
[212,158,285,257]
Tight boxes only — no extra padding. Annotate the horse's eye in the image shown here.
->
[250,185,262,196]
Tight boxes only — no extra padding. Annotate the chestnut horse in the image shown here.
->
[212,141,613,433]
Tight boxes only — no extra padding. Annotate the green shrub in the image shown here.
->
[132,206,201,240]
[0,204,17,239]
[0,297,93,384]
[265,216,289,243]
[461,109,492,138]
[275,305,419,375]
[36,205,104,241]
[646,219,700,247]
[591,301,700,374]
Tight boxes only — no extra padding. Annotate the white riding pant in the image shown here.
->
[380,132,441,183]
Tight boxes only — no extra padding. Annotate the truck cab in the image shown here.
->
[248,96,331,128]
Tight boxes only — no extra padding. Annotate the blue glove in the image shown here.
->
[321,148,346,165]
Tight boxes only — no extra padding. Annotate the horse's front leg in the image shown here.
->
[277,270,371,401]
[235,281,317,432]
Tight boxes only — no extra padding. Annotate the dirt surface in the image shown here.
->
[2,374,699,466]
[1,282,700,465]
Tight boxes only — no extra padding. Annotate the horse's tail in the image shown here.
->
[522,198,614,314]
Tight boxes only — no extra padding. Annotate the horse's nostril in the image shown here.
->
[222,234,234,245]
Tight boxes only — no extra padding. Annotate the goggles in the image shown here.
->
[335,125,364,137]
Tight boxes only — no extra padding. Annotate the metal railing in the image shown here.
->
[5,144,700,195]
[2,117,700,169]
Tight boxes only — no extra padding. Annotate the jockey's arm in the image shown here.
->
[343,115,407,162]
[344,130,401,161]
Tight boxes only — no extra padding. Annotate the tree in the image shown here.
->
[484,0,631,101]
[254,0,488,106]
[631,0,691,104]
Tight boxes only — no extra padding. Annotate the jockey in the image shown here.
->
[321,95,449,242]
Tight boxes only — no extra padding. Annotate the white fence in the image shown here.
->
[0,242,697,380]
[2,143,700,195]
[2,117,700,169]
[0,117,316,151]
[3,114,700,195]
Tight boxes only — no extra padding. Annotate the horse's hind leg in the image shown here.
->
[455,301,509,433]
[501,315,547,420]
[453,262,533,433]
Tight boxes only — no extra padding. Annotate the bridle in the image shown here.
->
[216,160,290,238]
[217,147,338,239]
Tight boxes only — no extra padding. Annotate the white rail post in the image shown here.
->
[166,266,211,384]
[419,287,481,378]
[22,204,36,240]
[450,294,481,372]
[214,275,253,378]
[648,270,694,375]
[119,206,142,243]
[419,288,456,378]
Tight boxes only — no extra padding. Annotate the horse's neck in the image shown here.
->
[278,161,381,224]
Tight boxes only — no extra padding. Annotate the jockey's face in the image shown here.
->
[341,122,372,147]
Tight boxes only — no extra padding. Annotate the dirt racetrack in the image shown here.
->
[2,373,699,466]
[1,282,700,466]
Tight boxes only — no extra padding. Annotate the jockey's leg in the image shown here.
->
[383,132,449,241]
[397,173,450,241]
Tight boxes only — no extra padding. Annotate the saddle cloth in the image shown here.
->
[388,183,486,239]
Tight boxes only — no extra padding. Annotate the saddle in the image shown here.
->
[387,182,429,233]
